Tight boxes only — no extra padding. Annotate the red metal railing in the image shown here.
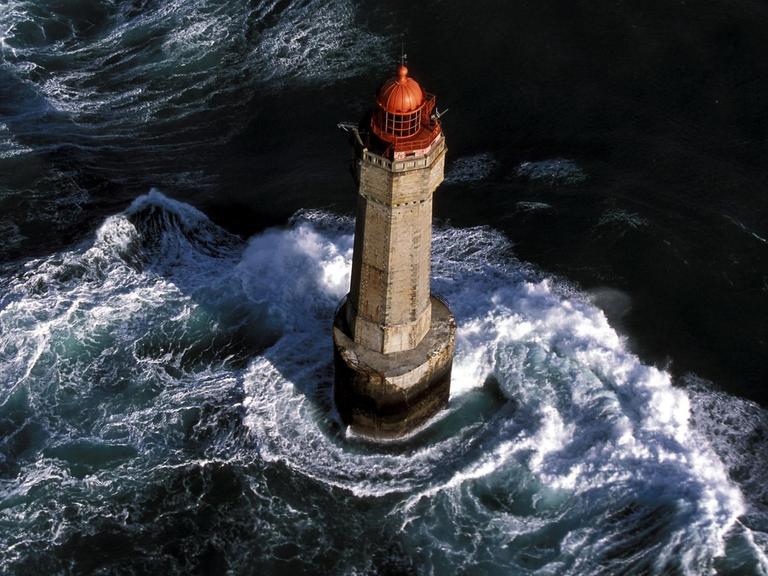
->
[371,94,441,159]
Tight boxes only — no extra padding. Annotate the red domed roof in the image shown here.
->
[376,65,424,114]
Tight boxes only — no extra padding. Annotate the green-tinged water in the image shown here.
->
[0,192,764,574]
[1,0,768,573]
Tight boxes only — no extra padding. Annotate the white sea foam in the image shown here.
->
[444,153,497,184]
[0,191,763,574]
[517,158,587,184]
[0,122,32,159]
[237,207,756,573]
[1,0,386,126]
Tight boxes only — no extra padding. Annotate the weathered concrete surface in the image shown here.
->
[346,137,447,354]
[333,296,456,439]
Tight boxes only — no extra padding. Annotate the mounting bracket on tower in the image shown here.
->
[337,121,365,148]
[432,107,449,122]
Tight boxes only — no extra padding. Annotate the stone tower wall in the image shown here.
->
[347,138,446,354]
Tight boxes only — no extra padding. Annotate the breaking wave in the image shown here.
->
[0,191,765,574]
[0,0,390,259]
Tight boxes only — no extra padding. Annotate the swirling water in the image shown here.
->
[2,0,768,573]
[0,191,765,574]
[0,0,386,258]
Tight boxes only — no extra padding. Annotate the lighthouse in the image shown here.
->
[333,62,455,439]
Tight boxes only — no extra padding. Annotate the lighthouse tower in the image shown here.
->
[333,63,455,439]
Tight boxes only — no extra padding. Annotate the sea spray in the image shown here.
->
[0,192,763,574]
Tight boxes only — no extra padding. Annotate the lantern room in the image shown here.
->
[370,64,442,159]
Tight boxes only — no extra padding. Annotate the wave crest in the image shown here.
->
[0,193,762,574]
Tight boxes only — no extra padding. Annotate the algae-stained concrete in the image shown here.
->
[333,296,456,439]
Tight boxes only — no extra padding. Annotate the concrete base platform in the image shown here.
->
[333,296,456,439]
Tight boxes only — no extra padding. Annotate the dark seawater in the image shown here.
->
[0,1,767,574]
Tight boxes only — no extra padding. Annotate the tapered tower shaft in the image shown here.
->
[346,138,446,354]
[333,63,455,439]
